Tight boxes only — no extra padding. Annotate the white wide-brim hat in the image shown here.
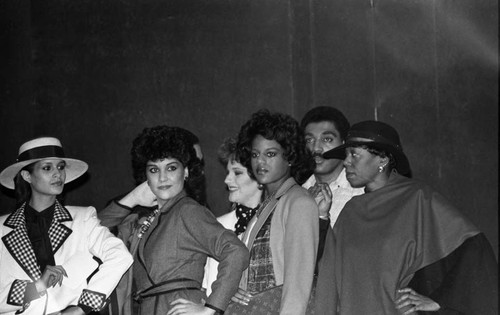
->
[0,137,88,189]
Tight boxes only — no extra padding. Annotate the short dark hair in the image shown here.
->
[237,109,314,184]
[131,125,205,204]
[300,106,350,141]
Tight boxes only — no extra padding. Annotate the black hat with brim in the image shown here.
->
[323,120,411,176]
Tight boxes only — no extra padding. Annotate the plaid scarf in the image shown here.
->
[247,211,276,293]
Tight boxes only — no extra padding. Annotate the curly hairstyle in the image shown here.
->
[217,137,237,167]
[131,125,205,205]
[236,109,314,184]
[300,106,351,141]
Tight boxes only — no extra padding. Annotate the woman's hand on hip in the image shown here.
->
[230,288,253,306]
[396,287,440,314]
[167,298,215,315]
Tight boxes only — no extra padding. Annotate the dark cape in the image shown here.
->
[315,173,498,315]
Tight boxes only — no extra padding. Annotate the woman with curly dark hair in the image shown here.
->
[100,125,249,315]
[226,110,319,315]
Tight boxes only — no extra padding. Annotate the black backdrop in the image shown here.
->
[0,0,497,257]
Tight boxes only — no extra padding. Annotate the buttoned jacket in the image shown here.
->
[132,192,249,312]
[0,201,133,315]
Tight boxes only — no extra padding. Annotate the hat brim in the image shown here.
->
[0,158,88,190]
[323,141,411,176]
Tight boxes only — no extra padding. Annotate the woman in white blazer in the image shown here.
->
[0,137,133,315]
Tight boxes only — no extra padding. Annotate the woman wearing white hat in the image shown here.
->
[0,137,133,315]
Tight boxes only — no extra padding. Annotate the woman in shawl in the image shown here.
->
[316,121,498,315]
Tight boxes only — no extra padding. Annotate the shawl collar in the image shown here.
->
[245,177,297,259]
[239,177,298,290]
[2,200,73,280]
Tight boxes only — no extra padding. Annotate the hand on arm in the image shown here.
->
[37,265,68,292]
[396,287,440,314]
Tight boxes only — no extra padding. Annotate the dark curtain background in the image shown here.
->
[0,0,497,257]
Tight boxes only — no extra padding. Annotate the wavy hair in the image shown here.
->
[218,137,257,181]
[131,125,206,205]
[237,109,314,184]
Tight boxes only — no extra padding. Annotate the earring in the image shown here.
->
[258,184,264,190]
[378,163,387,173]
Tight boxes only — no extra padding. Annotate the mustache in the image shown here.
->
[311,152,324,158]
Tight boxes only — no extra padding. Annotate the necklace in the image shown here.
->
[136,208,160,239]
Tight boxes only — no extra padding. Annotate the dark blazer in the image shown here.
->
[100,190,249,314]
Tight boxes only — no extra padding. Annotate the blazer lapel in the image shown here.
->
[2,204,42,281]
[246,178,297,250]
[239,178,298,289]
[246,197,279,251]
[137,193,185,262]
[49,200,73,254]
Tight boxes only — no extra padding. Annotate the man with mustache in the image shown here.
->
[301,106,364,228]
[300,107,364,275]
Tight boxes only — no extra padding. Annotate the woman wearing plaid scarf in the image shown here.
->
[225,110,319,315]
